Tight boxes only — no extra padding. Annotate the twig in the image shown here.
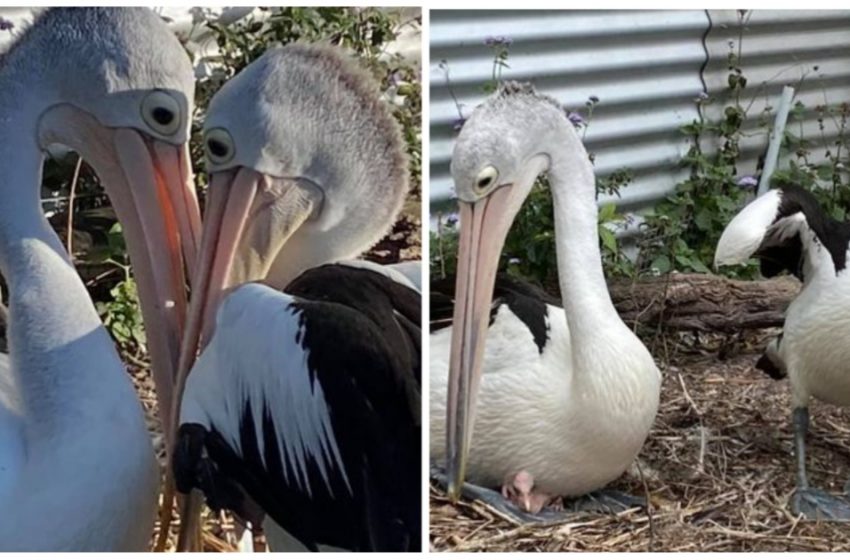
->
[676,370,707,475]
[123,351,151,370]
[66,155,83,257]
[676,369,703,417]
[437,213,446,279]
[636,459,655,552]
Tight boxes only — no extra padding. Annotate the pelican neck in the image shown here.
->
[0,103,123,435]
[545,126,628,343]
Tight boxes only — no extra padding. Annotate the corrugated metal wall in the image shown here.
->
[704,10,850,177]
[430,9,850,216]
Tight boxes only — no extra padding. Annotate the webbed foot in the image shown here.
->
[564,489,647,514]
[791,487,850,520]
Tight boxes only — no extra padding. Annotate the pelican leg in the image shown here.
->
[431,465,575,524]
[790,407,850,520]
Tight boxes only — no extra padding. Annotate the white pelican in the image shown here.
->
[430,82,661,519]
[170,45,421,551]
[0,8,199,550]
[715,184,850,519]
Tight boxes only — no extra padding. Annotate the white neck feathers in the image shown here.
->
[544,125,638,371]
[0,105,126,435]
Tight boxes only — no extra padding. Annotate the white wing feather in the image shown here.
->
[714,189,804,266]
[181,283,351,498]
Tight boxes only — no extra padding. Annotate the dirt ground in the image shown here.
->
[429,330,850,552]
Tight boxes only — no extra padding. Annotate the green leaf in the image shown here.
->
[817,164,834,181]
[598,203,617,223]
[689,258,711,273]
[694,208,713,231]
[599,227,618,253]
[651,255,671,274]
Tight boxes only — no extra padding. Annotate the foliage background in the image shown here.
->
[430,11,850,294]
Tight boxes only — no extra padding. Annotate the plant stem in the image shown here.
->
[66,155,83,258]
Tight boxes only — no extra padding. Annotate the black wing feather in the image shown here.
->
[175,265,421,552]
[756,185,850,280]
[430,273,558,353]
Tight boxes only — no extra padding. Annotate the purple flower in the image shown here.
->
[452,117,466,132]
[0,17,14,31]
[484,35,512,47]
[737,175,758,188]
[389,70,404,87]
[566,111,584,127]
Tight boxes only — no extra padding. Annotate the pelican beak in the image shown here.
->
[446,185,523,501]
[108,129,201,435]
[38,105,201,435]
[176,168,314,379]
[170,167,315,424]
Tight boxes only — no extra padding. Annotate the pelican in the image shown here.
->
[0,8,200,550]
[170,44,421,551]
[715,184,850,519]
[430,82,661,518]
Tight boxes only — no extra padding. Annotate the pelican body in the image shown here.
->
[0,8,199,550]
[175,265,421,551]
[169,45,422,551]
[431,83,661,512]
[716,184,850,519]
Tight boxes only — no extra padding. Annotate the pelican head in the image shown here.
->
[444,83,570,499]
[189,43,408,346]
[1,7,201,429]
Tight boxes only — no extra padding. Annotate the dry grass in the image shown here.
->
[429,330,850,552]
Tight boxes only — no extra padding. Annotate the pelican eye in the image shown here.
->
[204,128,235,165]
[475,165,499,193]
[141,90,181,135]
[152,107,174,126]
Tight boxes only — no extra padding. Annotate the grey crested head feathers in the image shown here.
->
[450,81,577,200]
[0,8,194,140]
[204,42,410,254]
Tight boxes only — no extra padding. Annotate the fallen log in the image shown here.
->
[609,273,801,333]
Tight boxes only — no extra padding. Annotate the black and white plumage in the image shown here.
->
[174,264,421,551]
[431,83,660,518]
[167,44,421,550]
[717,184,850,282]
[715,184,850,519]
[431,273,558,354]
[716,185,850,379]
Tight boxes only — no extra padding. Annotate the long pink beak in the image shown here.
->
[446,186,518,501]
[109,129,201,437]
[168,168,262,444]
[170,167,315,437]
